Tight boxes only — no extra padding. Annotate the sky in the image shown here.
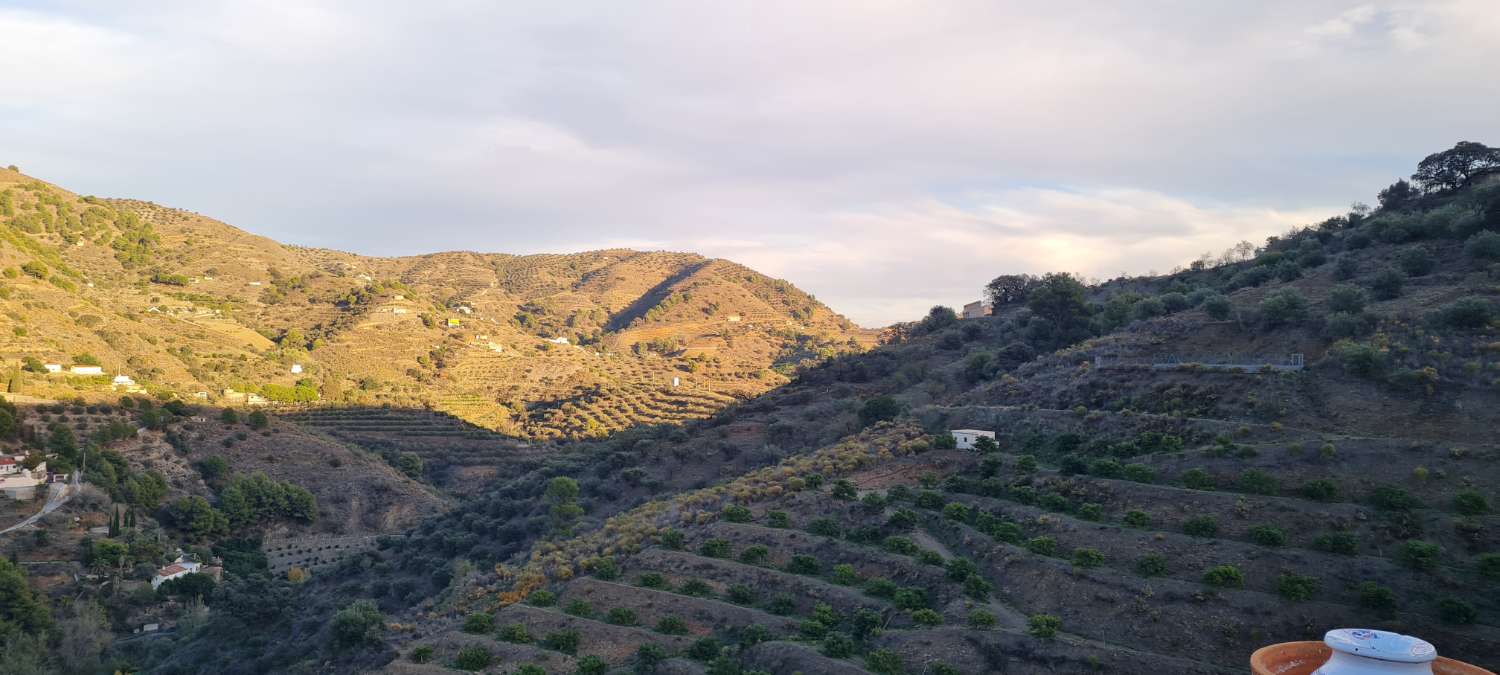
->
[2,2,1497,326]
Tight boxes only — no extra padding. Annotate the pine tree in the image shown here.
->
[125,509,135,529]
[108,508,119,537]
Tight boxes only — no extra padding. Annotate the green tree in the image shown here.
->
[0,558,51,641]
[331,599,384,648]
[1412,141,1500,193]
[546,476,583,534]
[858,396,901,427]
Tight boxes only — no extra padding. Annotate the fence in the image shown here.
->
[1094,353,1303,373]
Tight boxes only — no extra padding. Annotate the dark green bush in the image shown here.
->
[699,538,732,558]
[1397,540,1440,570]
[1358,582,1396,615]
[1123,510,1150,528]
[1203,294,1233,320]
[1136,553,1168,577]
[606,607,638,626]
[1312,531,1359,555]
[1072,548,1105,568]
[1369,485,1420,511]
[1202,564,1244,588]
[1237,470,1279,495]
[765,511,790,528]
[738,544,769,565]
[541,629,580,654]
[454,646,493,671]
[1398,246,1436,276]
[786,554,820,575]
[1454,490,1490,516]
[1025,536,1056,556]
[1181,468,1214,490]
[721,504,752,522]
[1276,573,1319,601]
[1248,525,1286,547]
[1439,598,1478,625]
[1183,516,1219,537]
[1027,614,1062,638]
[1300,479,1340,502]
[655,616,689,635]
[807,517,841,537]
[1432,297,1494,330]
[1370,268,1405,300]
[1260,289,1309,326]
[461,612,493,634]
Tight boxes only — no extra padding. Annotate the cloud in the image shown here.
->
[1,1,1496,325]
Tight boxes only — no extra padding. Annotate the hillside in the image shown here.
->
[0,168,872,444]
[97,144,1500,674]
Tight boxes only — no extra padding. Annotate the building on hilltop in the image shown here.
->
[151,555,203,589]
[962,301,992,319]
[951,429,997,451]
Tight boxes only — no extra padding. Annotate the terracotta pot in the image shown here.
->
[1251,642,1495,675]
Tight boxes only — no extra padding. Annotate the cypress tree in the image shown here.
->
[108,508,120,537]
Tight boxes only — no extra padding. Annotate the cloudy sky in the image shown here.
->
[2,1,1497,325]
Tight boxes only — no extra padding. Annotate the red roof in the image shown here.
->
[158,564,188,576]
[0,458,16,466]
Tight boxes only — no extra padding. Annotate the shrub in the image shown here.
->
[916,549,944,566]
[883,536,918,555]
[1181,468,1214,490]
[515,666,545,675]
[1398,246,1436,276]
[725,583,756,605]
[659,529,685,549]
[765,510,790,528]
[564,600,594,617]
[967,608,997,629]
[944,556,978,582]
[686,637,722,661]
[1327,284,1368,313]
[575,656,607,675]
[498,622,531,643]
[1088,457,1122,478]
[541,629,580,654]
[1312,532,1359,555]
[589,556,620,580]
[893,587,929,610]
[1433,297,1494,330]
[1122,463,1155,483]
[461,612,493,634]
[331,600,384,648]
[831,479,858,500]
[1300,479,1340,502]
[1077,502,1104,521]
[822,631,857,658]
[655,616,689,635]
[1397,540,1440,570]
[886,508,918,529]
[1248,525,1286,547]
[767,593,796,615]
[1358,582,1396,614]
[1454,490,1490,516]
[864,578,898,598]
[679,579,711,596]
[915,490,945,509]
[606,607,639,626]
[1202,565,1244,588]
[963,574,993,600]
[1135,553,1168,577]
[1202,294,1233,320]
[830,563,860,585]
[1025,536,1056,556]
[1260,289,1309,326]
[525,589,557,607]
[1123,510,1151,528]
[1183,516,1219,537]
[1276,573,1319,601]
[409,645,433,663]
[453,646,493,671]
[1333,255,1359,280]
[1072,547,1105,568]
[699,538,732,558]
[1370,485,1420,511]
[865,649,905,675]
[1439,598,1478,625]
[942,502,971,522]
[1465,231,1500,261]
[738,544,769,565]
[1370,267,1405,300]
[721,504,752,522]
[1324,312,1377,339]
[786,554,820,575]
[637,572,667,589]
[634,644,667,673]
[807,517,841,537]
[1027,614,1062,638]
[910,608,943,626]
[1237,470,1279,495]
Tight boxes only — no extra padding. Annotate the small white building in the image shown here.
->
[43,363,62,374]
[0,458,46,500]
[112,374,135,387]
[290,364,303,374]
[951,429,997,451]
[70,365,104,376]
[151,556,203,589]
[671,376,680,388]
[390,307,409,315]
[456,305,473,314]
[547,337,570,345]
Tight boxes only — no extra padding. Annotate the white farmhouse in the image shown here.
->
[44,363,63,374]
[290,364,303,374]
[70,365,104,376]
[151,556,203,589]
[951,429,996,451]
[546,337,570,345]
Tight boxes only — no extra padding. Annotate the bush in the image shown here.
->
[461,612,493,634]
[1276,573,1319,601]
[830,563,860,585]
[686,637,722,661]
[910,608,943,626]
[606,607,639,626]
[1202,565,1244,588]
[331,600,384,648]
[1439,598,1478,625]
[915,490,945,509]
[883,536,918,555]
[893,587,929,610]
[498,622,531,643]
[1433,297,1494,330]
[1370,485,1420,511]
[1122,463,1155,483]
[1237,470,1279,495]
[1477,553,1500,580]
[886,508,918,529]
[453,646,492,671]
[807,517,841,537]
[1135,553,1168,577]
[1333,255,1359,280]
[1397,540,1440,570]
[1260,289,1309,326]
[1202,294,1233,320]
[1398,246,1436,276]
[1025,536,1056,556]
[655,616,689,635]
[1312,532,1359,555]
[968,608,997,629]
[1077,502,1103,521]
[409,645,434,663]
[1327,285,1368,313]
[1300,479,1340,502]
[738,544,769,565]
[1183,516,1219,537]
[1071,547,1105,568]
[822,632,857,658]
[831,479,858,500]
[1370,267,1405,300]
[637,572,667,589]
[786,554,820,575]
[1465,230,1500,261]
[680,579,711,596]
[942,502,971,522]
[721,504,752,522]
[1027,614,1062,638]
[659,529,685,549]
[1181,468,1214,490]
[1088,457,1122,478]
[1122,510,1151,528]
[767,593,796,615]
[699,539,732,558]
[541,629,580,654]
[865,648,905,675]
[1324,311,1376,339]
[564,600,594,617]
[1454,490,1490,516]
[576,656,607,675]
[1358,582,1396,614]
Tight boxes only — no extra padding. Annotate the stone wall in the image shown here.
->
[264,534,381,574]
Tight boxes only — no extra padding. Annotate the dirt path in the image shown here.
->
[0,476,75,536]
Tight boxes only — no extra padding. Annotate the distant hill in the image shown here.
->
[0,168,874,440]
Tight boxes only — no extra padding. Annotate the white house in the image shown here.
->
[0,458,46,500]
[43,363,62,374]
[290,364,303,374]
[70,365,104,376]
[0,455,20,476]
[390,307,409,315]
[113,374,135,386]
[951,429,997,451]
[151,556,203,589]
[547,337,570,345]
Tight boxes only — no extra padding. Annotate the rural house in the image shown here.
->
[951,429,996,450]
[151,555,203,589]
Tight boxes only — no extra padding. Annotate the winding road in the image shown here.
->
[0,474,77,536]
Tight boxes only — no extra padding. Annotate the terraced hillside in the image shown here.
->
[0,168,870,441]
[118,146,1500,675]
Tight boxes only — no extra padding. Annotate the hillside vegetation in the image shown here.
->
[5,143,1500,674]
